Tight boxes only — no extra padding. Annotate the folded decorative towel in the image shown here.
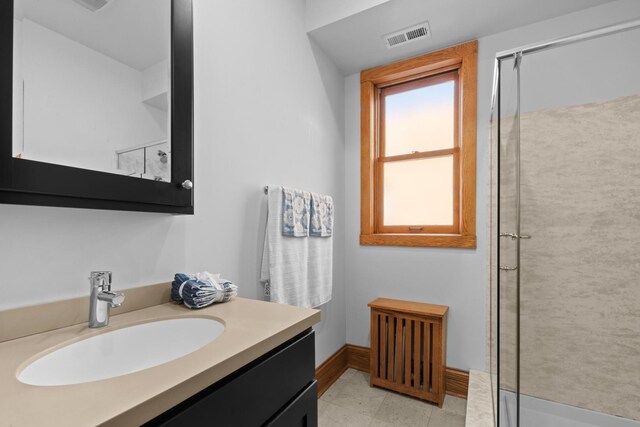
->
[310,192,333,237]
[282,187,311,237]
[171,271,238,309]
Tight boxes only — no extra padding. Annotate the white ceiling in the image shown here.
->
[15,0,170,70]
[307,0,618,75]
[305,0,391,31]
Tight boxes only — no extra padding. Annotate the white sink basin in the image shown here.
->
[17,317,225,386]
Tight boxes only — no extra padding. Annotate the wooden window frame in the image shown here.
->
[360,41,477,248]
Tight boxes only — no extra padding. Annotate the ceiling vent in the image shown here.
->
[71,0,111,12]
[383,22,431,49]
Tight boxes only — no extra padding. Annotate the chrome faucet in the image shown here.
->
[89,271,125,328]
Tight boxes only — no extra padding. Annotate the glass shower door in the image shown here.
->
[516,26,640,427]
[494,21,640,427]
[496,52,522,427]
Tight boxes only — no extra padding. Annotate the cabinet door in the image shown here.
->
[0,1,194,214]
[267,381,317,427]
[145,329,315,426]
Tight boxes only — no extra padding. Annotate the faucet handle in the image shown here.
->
[111,293,124,307]
[98,291,125,307]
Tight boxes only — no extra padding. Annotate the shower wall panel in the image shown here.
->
[516,95,640,420]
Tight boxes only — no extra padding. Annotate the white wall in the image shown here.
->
[17,19,167,173]
[0,0,346,366]
[141,59,169,112]
[344,75,488,371]
[477,0,640,125]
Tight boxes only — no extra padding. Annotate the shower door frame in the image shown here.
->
[490,17,640,427]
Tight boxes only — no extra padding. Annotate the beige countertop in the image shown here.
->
[0,298,320,426]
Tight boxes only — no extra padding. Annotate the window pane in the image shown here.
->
[383,156,454,226]
[384,79,455,157]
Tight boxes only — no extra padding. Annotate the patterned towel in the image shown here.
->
[171,272,238,309]
[310,192,333,237]
[282,187,310,237]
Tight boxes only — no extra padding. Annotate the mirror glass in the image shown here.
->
[12,0,171,182]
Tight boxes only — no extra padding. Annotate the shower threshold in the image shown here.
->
[499,391,640,427]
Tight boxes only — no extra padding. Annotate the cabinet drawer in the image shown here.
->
[147,329,315,426]
[266,380,317,427]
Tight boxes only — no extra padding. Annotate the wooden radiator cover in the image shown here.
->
[368,298,448,407]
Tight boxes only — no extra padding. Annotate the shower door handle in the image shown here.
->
[499,265,518,271]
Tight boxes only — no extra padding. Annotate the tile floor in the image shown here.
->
[318,369,466,427]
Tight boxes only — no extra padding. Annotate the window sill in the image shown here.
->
[359,233,476,248]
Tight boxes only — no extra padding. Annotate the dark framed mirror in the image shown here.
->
[0,0,193,214]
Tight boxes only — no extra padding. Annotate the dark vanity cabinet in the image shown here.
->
[145,329,318,427]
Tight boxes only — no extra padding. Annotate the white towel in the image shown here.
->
[260,186,333,308]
